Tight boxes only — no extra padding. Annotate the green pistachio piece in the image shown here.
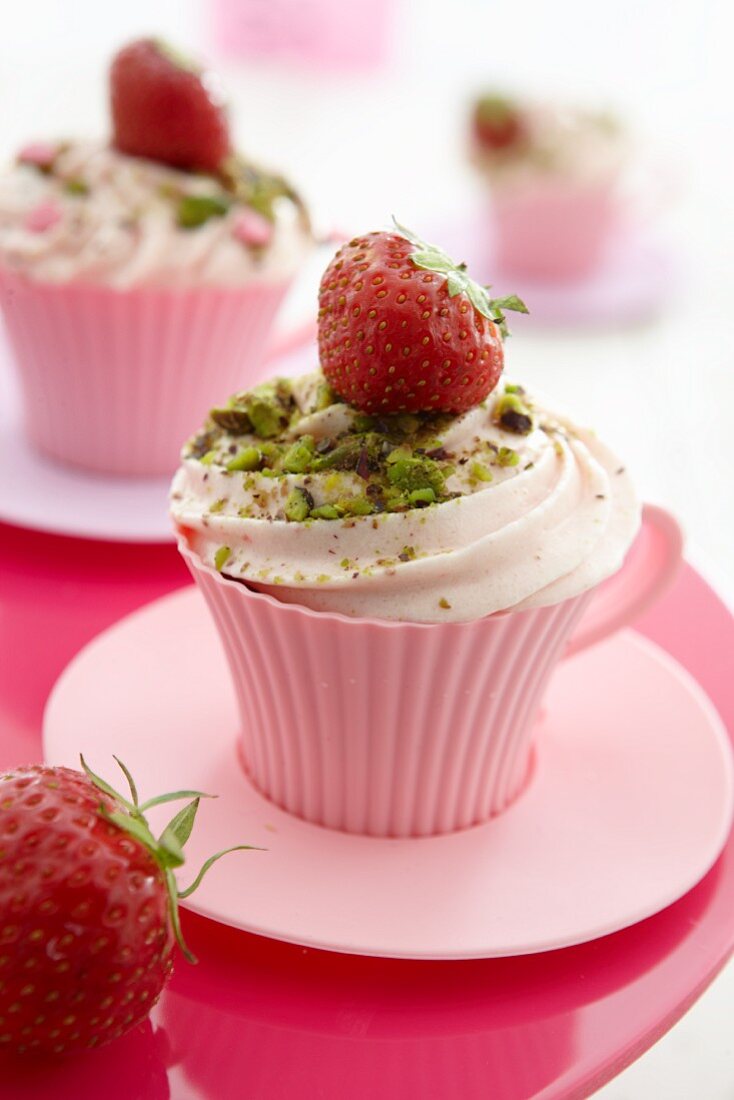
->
[64,179,89,196]
[408,488,436,506]
[226,447,261,472]
[471,462,493,482]
[386,446,412,465]
[210,406,252,434]
[199,450,218,466]
[259,442,282,467]
[497,446,520,467]
[353,414,377,432]
[209,498,227,514]
[177,194,231,229]
[214,546,231,572]
[387,455,446,498]
[494,393,533,435]
[247,398,283,438]
[282,435,315,474]
[285,487,313,522]
[314,382,337,411]
[338,497,374,516]
[311,504,341,520]
[504,383,525,395]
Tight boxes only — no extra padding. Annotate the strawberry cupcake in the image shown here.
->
[470,94,627,281]
[0,39,312,476]
[172,224,646,838]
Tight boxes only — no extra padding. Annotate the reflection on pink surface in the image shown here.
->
[0,518,732,1098]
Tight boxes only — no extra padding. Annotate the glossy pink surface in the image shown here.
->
[1,519,733,1097]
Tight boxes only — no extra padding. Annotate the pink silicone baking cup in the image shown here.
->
[179,537,593,837]
[488,178,620,281]
[0,271,291,476]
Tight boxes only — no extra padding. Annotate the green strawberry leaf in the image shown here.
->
[390,217,423,246]
[102,808,158,853]
[487,293,529,314]
[178,845,263,899]
[83,757,256,966]
[391,218,529,334]
[80,754,135,812]
[113,756,139,807]
[138,789,214,813]
[164,798,201,850]
[158,826,187,869]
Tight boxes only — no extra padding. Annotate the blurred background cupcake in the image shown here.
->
[0,38,313,477]
[469,93,627,282]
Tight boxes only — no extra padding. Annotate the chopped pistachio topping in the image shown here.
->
[210,380,295,439]
[184,375,539,525]
[218,154,307,225]
[285,487,313,522]
[439,597,452,610]
[177,194,231,229]
[497,447,520,467]
[214,546,231,572]
[64,178,89,196]
[282,435,316,474]
[494,393,533,435]
[227,446,261,472]
[471,462,493,482]
[311,504,340,520]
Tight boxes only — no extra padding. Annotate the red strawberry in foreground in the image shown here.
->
[472,93,526,152]
[0,759,252,1056]
[318,222,527,415]
[110,38,231,174]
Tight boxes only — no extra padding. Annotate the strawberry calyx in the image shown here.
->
[393,218,528,337]
[80,756,257,963]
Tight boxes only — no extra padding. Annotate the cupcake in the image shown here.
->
[171,223,641,837]
[470,94,626,281]
[0,38,312,476]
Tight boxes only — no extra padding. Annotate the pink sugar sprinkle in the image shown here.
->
[233,209,273,247]
[18,142,58,169]
[24,200,62,234]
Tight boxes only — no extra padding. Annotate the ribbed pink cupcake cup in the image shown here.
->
[0,271,291,476]
[179,538,597,838]
[488,178,619,281]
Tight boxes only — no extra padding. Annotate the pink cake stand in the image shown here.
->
[0,519,733,1099]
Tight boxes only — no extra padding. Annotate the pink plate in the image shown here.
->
[3,517,734,1097]
[428,215,676,328]
[42,588,733,960]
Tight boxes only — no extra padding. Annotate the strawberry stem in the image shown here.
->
[80,756,259,964]
[391,217,529,336]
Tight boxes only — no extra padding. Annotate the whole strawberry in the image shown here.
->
[318,222,527,414]
[0,758,251,1056]
[110,38,231,174]
[472,93,526,152]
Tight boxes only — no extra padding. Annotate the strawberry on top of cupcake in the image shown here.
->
[0,38,311,289]
[171,221,639,624]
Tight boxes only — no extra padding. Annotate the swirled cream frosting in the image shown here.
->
[170,371,639,623]
[472,104,627,187]
[0,142,311,289]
